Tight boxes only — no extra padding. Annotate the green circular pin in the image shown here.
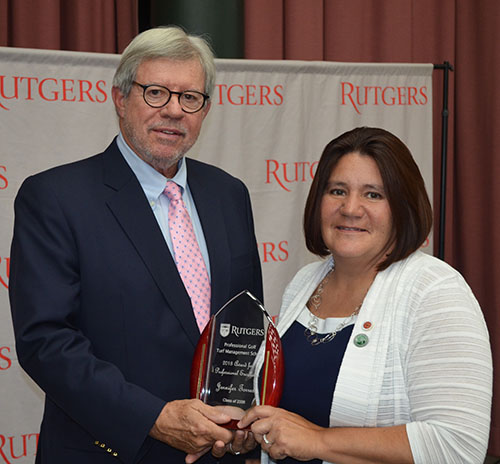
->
[354,333,369,347]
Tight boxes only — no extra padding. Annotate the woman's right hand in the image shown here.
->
[238,405,324,461]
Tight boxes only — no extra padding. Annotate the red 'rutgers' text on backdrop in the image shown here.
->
[341,82,428,115]
[0,75,108,110]
[0,433,39,464]
[214,84,283,106]
[0,346,13,370]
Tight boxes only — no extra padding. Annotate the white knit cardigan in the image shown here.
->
[254,251,492,464]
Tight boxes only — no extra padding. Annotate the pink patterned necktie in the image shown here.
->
[164,181,211,332]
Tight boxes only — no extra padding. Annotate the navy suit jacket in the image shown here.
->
[9,140,263,463]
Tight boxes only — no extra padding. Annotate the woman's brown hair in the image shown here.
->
[303,127,433,271]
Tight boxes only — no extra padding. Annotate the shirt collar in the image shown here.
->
[116,131,188,202]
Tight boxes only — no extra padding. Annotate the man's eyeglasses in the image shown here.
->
[133,81,209,114]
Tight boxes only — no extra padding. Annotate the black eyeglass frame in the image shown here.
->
[133,81,210,114]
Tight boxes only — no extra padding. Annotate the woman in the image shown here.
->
[238,127,492,463]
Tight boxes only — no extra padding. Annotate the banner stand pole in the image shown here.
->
[433,61,454,261]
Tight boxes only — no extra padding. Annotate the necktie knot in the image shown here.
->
[164,181,182,202]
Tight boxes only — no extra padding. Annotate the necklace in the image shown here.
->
[304,266,362,346]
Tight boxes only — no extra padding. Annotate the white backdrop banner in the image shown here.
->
[0,46,433,462]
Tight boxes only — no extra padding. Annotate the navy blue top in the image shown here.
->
[277,309,354,464]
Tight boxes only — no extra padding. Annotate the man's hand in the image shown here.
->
[186,428,258,463]
[149,399,233,457]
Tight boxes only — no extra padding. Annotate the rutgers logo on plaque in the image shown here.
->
[190,290,284,429]
[219,323,230,338]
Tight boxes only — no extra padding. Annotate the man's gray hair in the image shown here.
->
[113,26,216,97]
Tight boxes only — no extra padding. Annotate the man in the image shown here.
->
[9,26,262,463]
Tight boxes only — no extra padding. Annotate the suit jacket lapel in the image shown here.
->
[187,159,231,314]
[102,141,200,346]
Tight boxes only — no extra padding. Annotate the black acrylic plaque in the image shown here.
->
[190,290,284,428]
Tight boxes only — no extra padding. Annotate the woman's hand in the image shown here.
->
[238,405,324,461]
[239,406,414,464]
